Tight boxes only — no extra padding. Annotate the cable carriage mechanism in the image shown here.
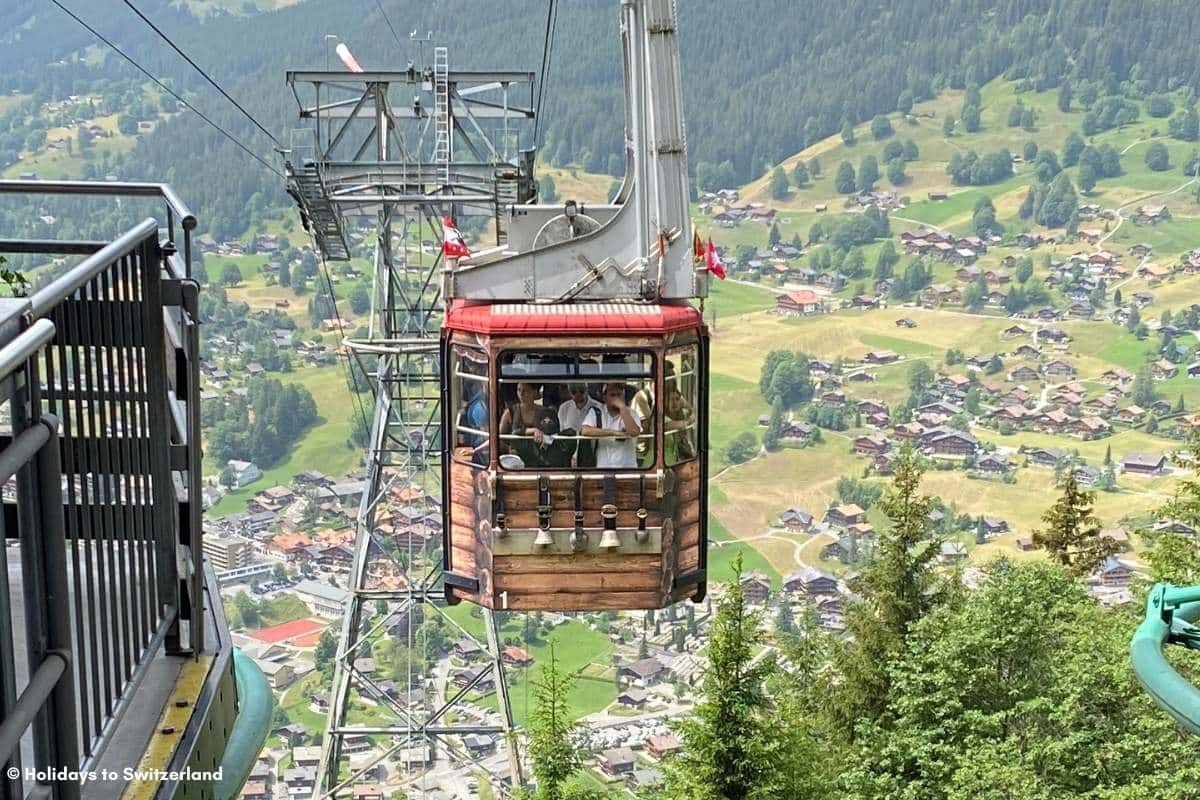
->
[435,0,711,611]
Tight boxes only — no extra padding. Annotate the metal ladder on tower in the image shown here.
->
[286,160,350,260]
[433,47,452,193]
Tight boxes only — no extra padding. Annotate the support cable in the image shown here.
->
[49,0,283,178]
[120,0,284,150]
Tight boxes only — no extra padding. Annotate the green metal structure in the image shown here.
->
[1131,583,1200,735]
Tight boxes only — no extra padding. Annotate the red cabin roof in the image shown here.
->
[444,299,703,335]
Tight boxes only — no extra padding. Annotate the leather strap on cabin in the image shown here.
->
[537,475,552,530]
[602,475,618,531]
[573,476,585,541]
[637,475,648,542]
[494,473,507,534]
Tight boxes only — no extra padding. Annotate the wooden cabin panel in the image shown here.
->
[493,554,661,574]
[678,475,701,504]
[493,529,661,556]
[677,544,701,573]
[449,544,478,574]
[495,569,662,594]
[677,498,701,528]
[673,459,700,481]
[499,590,663,611]
[500,509,663,530]
[677,521,700,550]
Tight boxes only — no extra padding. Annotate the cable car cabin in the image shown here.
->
[440,300,709,611]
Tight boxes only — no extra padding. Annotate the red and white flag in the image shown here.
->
[443,216,471,259]
[705,238,727,280]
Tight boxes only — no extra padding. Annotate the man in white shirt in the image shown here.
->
[557,383,604,433]
[582,381,642,468]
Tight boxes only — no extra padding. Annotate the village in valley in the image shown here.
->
[173,75,1200,797]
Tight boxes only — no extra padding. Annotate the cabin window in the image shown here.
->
[451,346,490,467]
[496,350,656,470]
[664,345,699,465]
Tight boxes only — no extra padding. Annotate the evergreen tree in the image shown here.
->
[837,446,943,725]
[1132,364,1157,407]
[769,166,789,200]
[961,104,981,132]
[870,114,893,140]
[841,119,856,146]
[1077,161,1097,193]
[856,155,879,192]
[1145,142,1170,171]
[1062,131,1085,166]
[1033,473,1118,576]
[835,161,857,194]
[942,114,955,136]
[763,400,784,452]
[1103,443,1112,466]
[661,553,774,800]
[768,222,781,247]
[791,160,809,187]
[886,157,907,186]
[1057,82,1073,112]
[522,644,590,800]
[1023,140,1039,161]
[809,158,822,178]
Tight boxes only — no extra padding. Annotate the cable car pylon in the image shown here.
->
[284,47,535,798]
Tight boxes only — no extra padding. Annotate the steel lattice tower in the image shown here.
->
[284,52,535,799]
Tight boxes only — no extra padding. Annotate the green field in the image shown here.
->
[209,365,363,515]
[442,606,616,726]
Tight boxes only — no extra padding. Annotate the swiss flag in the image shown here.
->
[705,238,727,280]
[443,216,471,259]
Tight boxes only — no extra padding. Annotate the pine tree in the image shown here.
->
[661,553,774,800]
[763,400,784,452]
[769,166,789,200]
[836,446,943,726]
[1103,443,1112,466]
[523,644,583,800]
[1033,473,1118,576]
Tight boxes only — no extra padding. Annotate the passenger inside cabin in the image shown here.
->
[558,382,603,467]
[499,382,572,468]
[582,381,643,468]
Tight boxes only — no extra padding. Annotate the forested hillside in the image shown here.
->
[7,0,1200,239]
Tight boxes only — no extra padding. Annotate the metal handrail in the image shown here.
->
[28,219,158,318]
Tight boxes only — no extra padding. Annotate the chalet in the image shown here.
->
[780,421,816,441]
[1003,324,1029,338]
[919,401,963,419]
[1070,416,1111,439]
[853,434,891,456]
[1121,453,1167,475]
[1007,365,1040,382]
[826,503,866,528]
[1067,301,1094,318]
[981,517,1009,536]
[601,748,637,776]
[1152,359,1179,380]
[740,572,772,604]
[984,268,1010,284]
[452,667,495,692]
[956,265,982,282]
[938,373,973,394]
[857,399,889,417]
[1177,413,1200,432]
[1133,291,1155,308]
[974,453,1012,474]
[1102,367,1133,386]
[616,688,648,709]
[1013,343,1041,359]
[784,566,839,596]
[952,248,979,266]
[821,535,852,562]
[646,734,682,761]
[921,427,978,457]
[1044,359,1076,377]
[501,646,533,667]
[814,271,847,290]
[1139,263,1171,281]
[991,405,1031,424]
[776,290,822,317]
[1016,536,1036,552]
[619,658,666,686]
[851,293,881,309]
[1074,464,1102,486]
[1092,557,1133,588]
[928,191,948,201]
[1001,387,1032,406]
[453,639,483,660]
[849,522,876,539]
[1038,327,1071,343]
[863,349,899,365]
[939,541,968,564]
[892,421,924,441]
[1153,519,1197,536]
[923,284,962,305]
[1101,528,1132,552]
[1136,205,1170,224]
[1086,394,1118,414]
[895,317,917,328]
[779,508,814,532]
[820,390,847,406]
[1035,409,1071,433]
[1026,448,1066,471]
[1015,232,1044,248]
[874,451,898,475]
[1114,405,1146,424]
[1088,250,1117,267]
[1076,228,1103,244]
[1053,390,1083,407]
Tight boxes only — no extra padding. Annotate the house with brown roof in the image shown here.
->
[853,433,891,455]
[501,646,533,667]
[1070,416,1111,439]
[826,503,866,528]
[1044,359,1076,377]
[646,734,682,761]
[864,350,899,365]
[1152,359,1179,380]
[1007,365,1040,382]
[1121,453,1167,475]
[776,290,822,316]
[1034,408,1071,433]
[1114,405,1146,424]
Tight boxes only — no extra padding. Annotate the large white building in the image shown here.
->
[202,534,251,571]
[294,579,350,618]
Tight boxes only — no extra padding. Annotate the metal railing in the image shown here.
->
[0,181,204,797]
[0,317,78,800]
